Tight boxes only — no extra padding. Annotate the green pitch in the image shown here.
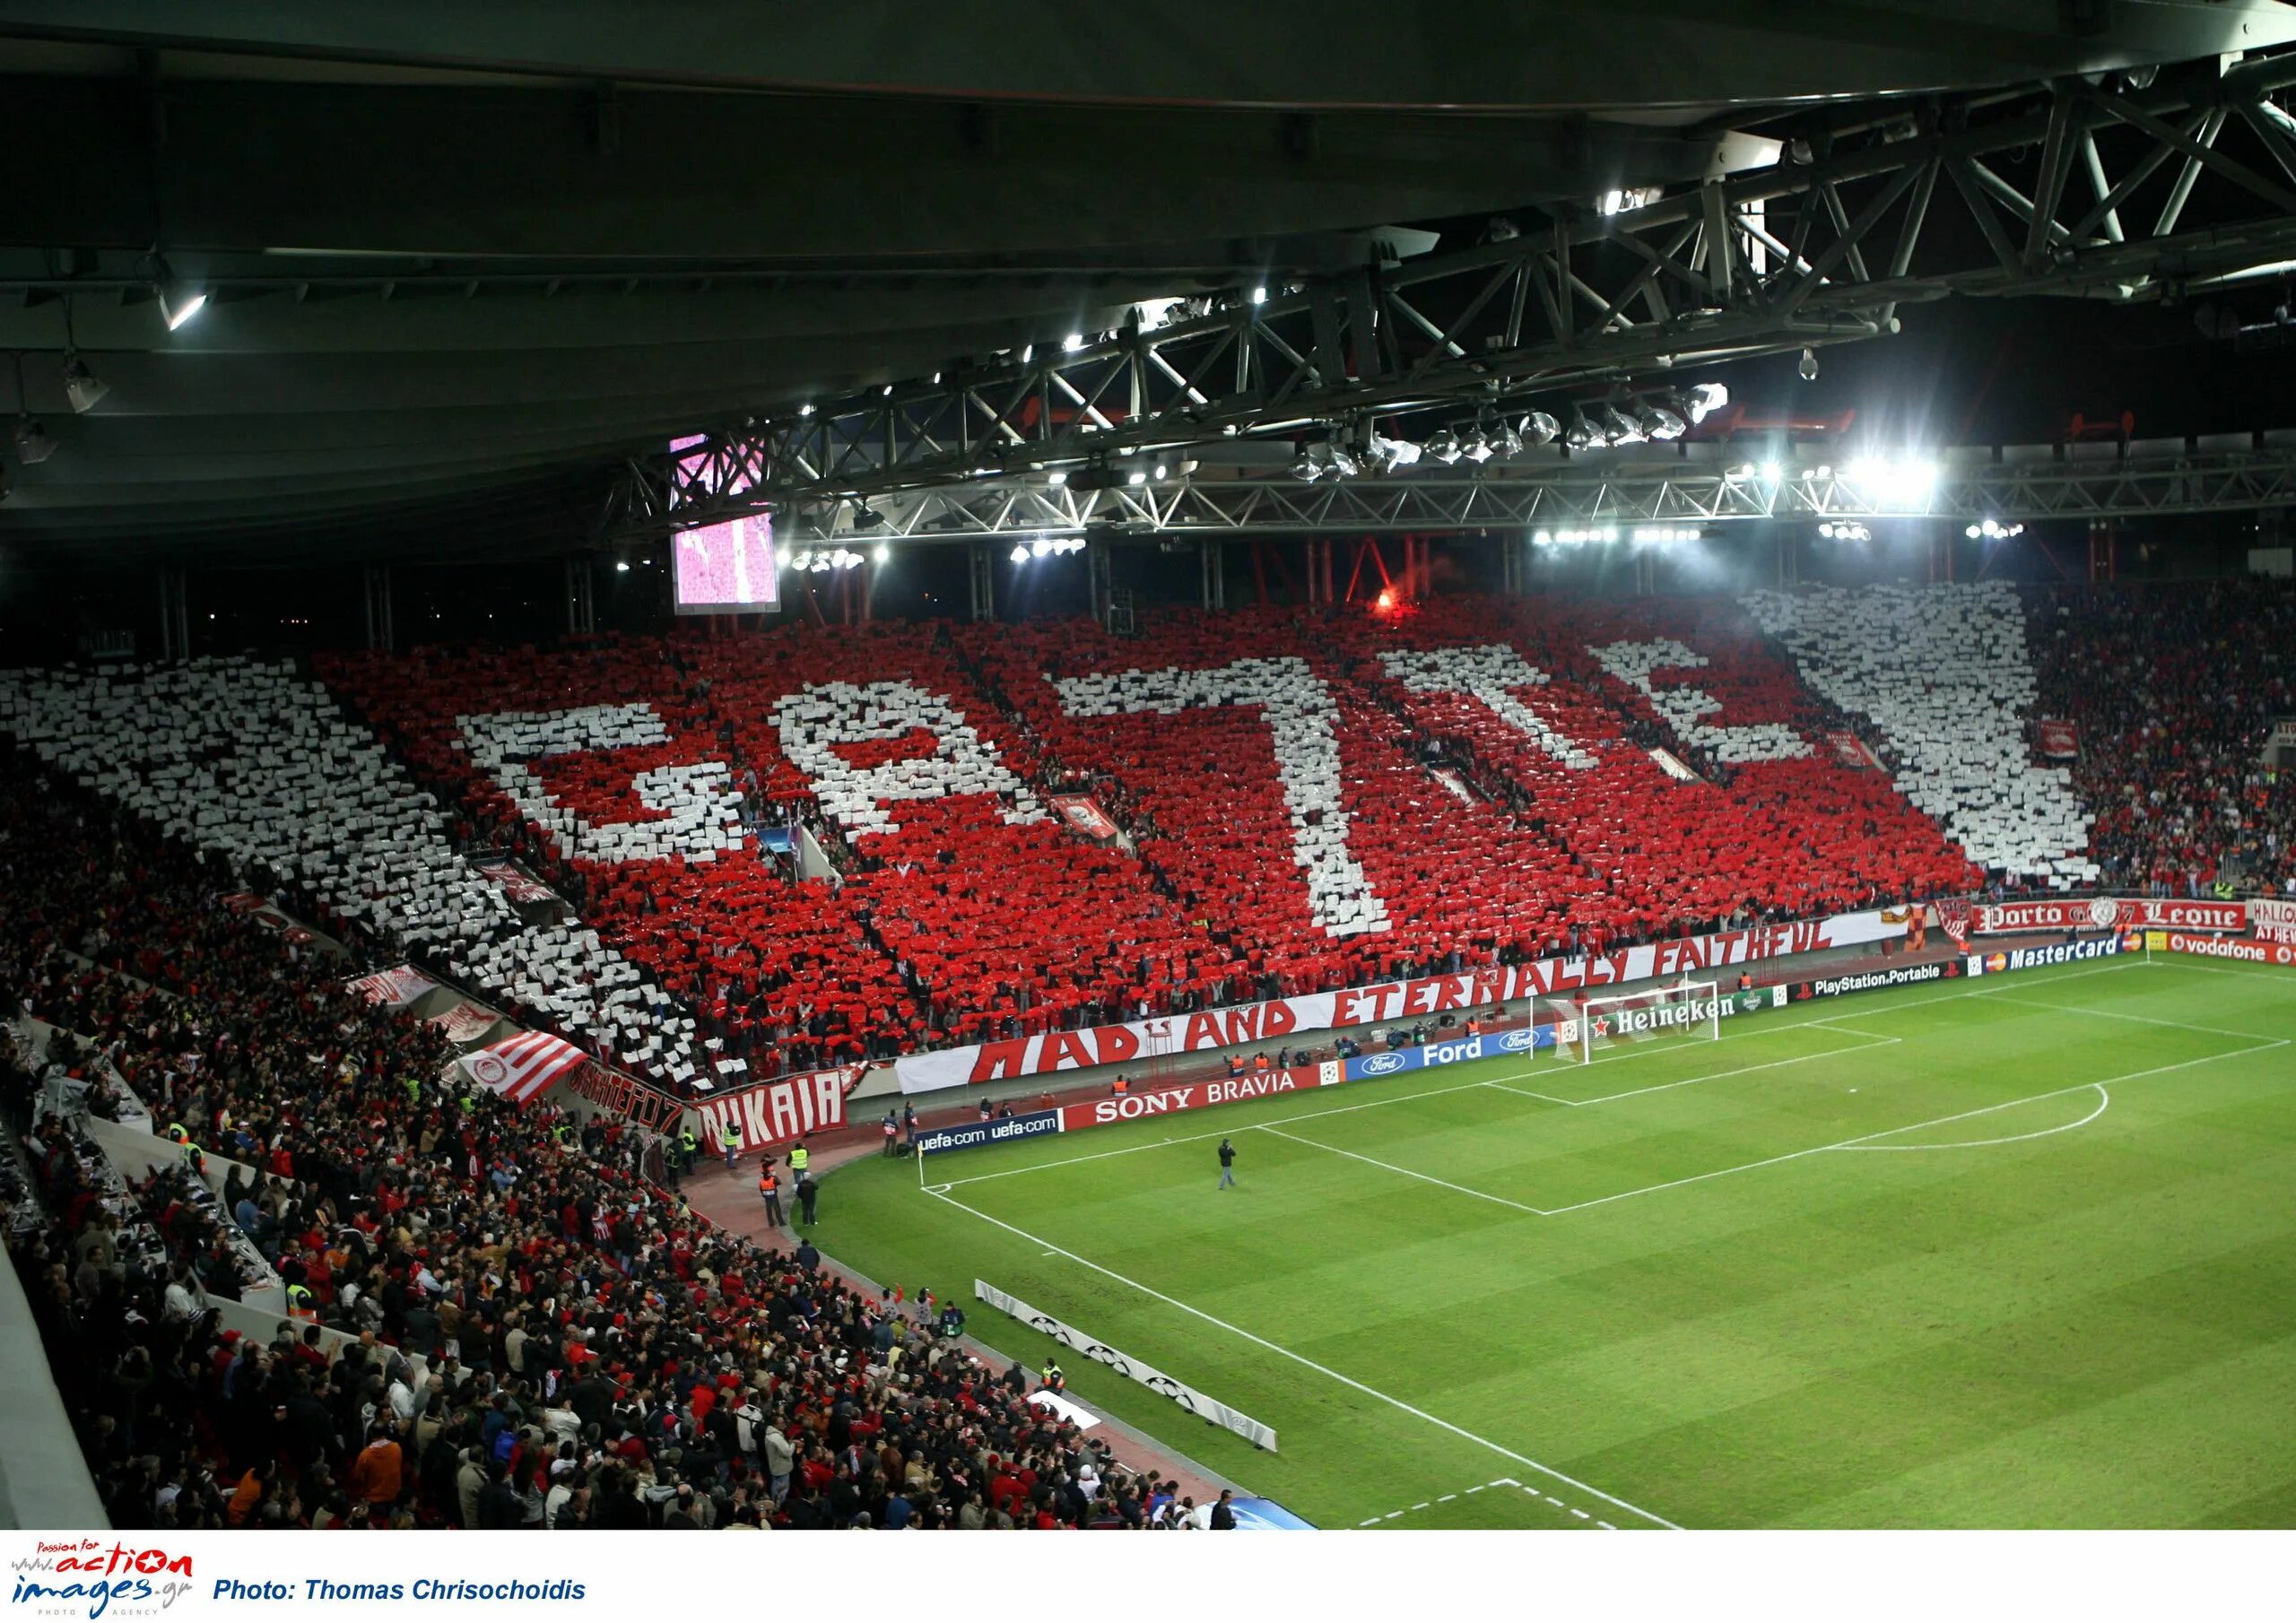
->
[819,956,2296,1528]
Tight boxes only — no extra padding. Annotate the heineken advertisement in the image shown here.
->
[1593,984,1785,1039]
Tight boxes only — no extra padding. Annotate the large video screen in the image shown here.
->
[672,514,778,614]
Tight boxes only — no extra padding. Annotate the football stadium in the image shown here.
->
[4,4,2296,1601]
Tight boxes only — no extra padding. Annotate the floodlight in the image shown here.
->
[13,416,55,464]
[62,355,108,414]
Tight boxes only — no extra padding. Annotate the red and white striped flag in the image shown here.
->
[457,1029,587,1107]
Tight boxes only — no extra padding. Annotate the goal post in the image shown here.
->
[1557,977,1722,1064]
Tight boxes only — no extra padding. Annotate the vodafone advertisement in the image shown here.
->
[2151,930,2296,968]
[1970,896,2250,936]
[895,909,1895,1093]
[1060,1063,1342,1132]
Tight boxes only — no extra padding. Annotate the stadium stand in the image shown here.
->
[10,595,2013,1097]
[4,578,2291,1534]
[1743,580,2096,888]
[1,768,1203,1531]
[2025,580,2296,895]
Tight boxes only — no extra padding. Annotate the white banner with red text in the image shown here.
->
[893,908,1897,1093]
[557,1058,690,1133]
[687,1065,861,1154]
[1970,896,2250,936]
[2249,898,2296,946]
[1058,1062,1342,1133]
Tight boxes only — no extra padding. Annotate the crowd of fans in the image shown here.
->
[3,765,1229,1532]
[314,599,1976,1084]
[2028,580,2296,895]
[4,577,2291,1532]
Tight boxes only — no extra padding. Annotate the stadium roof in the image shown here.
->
[4,0,2296,563]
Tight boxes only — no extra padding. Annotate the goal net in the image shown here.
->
[1548,978,1721,1064]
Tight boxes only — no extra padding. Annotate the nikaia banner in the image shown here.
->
[894,908,1894,1093]
[687,1066,857,1153]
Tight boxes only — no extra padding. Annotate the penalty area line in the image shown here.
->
[1538,1036,2287,1216]
[923,1185,1681,1530]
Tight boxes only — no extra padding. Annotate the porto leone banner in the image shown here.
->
[1970,896,2248,936]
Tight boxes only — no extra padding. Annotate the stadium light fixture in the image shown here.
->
[158,282,207,332]
[56,299,107,414]
[872,542,891,564]
[1126,469,1147,486]
[8,355,53,464]
[1326,445,1360,478]
[1424,427,1462,464]
[1634,400,1687,441]
[1249,285,1268,305]
[62,354,107,414]
[1362,430,1421,474]
[1519,411,1560,447]
[1010,544,1029,563]
[1046,470,1068,487]
[1798,347,1820,381]
[1597,404,1645,446]
[1683,382,1729,423]
[1486,421,1523,460]
[1062,334,1086,352]
[1459,425,1494,463]
[1761,460,1783,484]
[1563,412,1603,452]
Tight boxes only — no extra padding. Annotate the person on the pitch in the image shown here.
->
[719,1119,741,1170]
[882,1110,900,1158]
[1217,1138,1237,1190]
[758,1166,785,1228]
[796,1173,819,1226]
